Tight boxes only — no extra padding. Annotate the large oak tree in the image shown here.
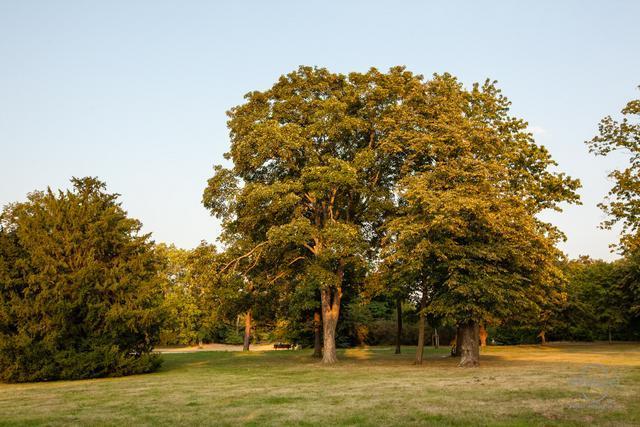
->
[382,75,580,366]
[203,66,427,364]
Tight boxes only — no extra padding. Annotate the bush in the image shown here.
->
[222,328,245,345]
[365,319,419,345]
[492,325,539,345]
[0,178,165,382]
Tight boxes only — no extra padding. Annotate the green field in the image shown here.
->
[1,343,639,426]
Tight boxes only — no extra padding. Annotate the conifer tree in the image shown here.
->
[0,177,164,382]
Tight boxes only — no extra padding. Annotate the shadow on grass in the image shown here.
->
[157,345,459,375]
[157,342,640,378]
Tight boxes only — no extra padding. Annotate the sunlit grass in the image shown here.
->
[1,343,639,426]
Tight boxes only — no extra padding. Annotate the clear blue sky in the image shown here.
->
[1,1,639,260]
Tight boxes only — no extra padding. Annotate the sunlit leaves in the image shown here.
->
[381,75,580,327]
[0,178,164,382]
[587,86,640,251]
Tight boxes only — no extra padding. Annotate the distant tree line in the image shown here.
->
[155,246,640,348]
[1,69,638,382]
[494,256,639,344]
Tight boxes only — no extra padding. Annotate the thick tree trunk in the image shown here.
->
[321,284,342,364]
[313,310,322,358]
[458,320,480,367]
[243,310,251,352]
[479,324,488,348]
[414,293,427,364]
[395,297,402,355]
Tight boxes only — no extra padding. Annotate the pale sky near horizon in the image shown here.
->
[1,1,639,261]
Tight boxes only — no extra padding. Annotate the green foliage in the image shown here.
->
[497,256,640,342]
[619,250,640,323]
[492,324,540,345]
[561,257,624,340]
[0,178,164,382]
[203,66,435,360]
[155,241,276,347]
[581,86,640,341]
[156,243,222,345]
[221,326,245,345]
[587,86,640,252]
[381,74,579,329]
[203,67,584,355]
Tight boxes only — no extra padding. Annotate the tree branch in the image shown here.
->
[220,241,269,273]
[267,257,304,285]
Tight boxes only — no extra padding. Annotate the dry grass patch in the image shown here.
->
[0,343,639,426]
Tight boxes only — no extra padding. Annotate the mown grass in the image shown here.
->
[1,343,639,426]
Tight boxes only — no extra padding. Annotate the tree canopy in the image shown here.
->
[204,66,449,363]
[204,66,580,366]
[380,74,580,365]
[587,86,640,252]
[0,178,164,382]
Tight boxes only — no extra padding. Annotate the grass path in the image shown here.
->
[156,343,277,353]
[1,343,639,426]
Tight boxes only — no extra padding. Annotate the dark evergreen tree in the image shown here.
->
[0,177,164,382]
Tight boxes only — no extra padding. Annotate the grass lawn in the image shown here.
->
[1,343,639,426]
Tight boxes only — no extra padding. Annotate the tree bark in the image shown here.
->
[243,310,251,352]
[313,310,322,358]
[479,324,488,348]
[320,282,342,364]
[538,330,546,345]
[458,320,480,367]
[414,293,427,364]
[395,297,402,355]
[451,327,462,357]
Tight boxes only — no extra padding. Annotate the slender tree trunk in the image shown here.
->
[608,323,612,344]
[458,320,480,367]
[313,310,322,358]
[452,327,462,357]
[395,297,403,355]
[243,310,251,352]
[479,324,488,348]
[414,293,427,364]
[538,330,546,345]
[434,328,439,349]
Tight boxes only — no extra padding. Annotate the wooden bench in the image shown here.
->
[273,343,292,350]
